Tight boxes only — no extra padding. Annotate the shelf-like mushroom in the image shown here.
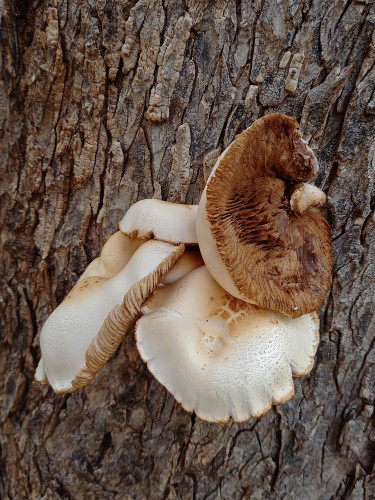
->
[119,199,198,245]
[136,266,319,423]
[196,113,332,318]
[36,240,184,393]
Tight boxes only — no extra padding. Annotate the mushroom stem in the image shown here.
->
[119,199,199,245]
[290,183,327,215]
[71,242,184,390]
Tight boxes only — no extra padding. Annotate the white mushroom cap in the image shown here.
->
[162,248,204,285]
[38,240,184,393]
[119,199,198,245]
[290,183,327,215]
[35,359,48,385]
[79,231,144,281]
[137,266,319,423]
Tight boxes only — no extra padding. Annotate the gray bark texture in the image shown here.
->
[1,0,375,498]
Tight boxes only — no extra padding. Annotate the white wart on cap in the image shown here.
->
[136,266,319,423]
[119,199,198,245]
[196,113,332,318]
[36,241,184,393]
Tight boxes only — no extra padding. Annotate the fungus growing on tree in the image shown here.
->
[136,266,319,423]
[35,114,332,424]
[196,113,332,318]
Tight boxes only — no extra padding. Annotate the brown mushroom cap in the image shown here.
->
[196,114,332,318]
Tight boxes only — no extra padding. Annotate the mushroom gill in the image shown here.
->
[196,113,332,318]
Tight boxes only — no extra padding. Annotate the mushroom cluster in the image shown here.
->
[36,114,332,422]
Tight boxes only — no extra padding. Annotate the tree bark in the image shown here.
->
[1,0,375,498]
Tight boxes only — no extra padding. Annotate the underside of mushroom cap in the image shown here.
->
[38,240,184,393]
[137,266,319,423]
[119,199,198,245]
[198,113,332,317]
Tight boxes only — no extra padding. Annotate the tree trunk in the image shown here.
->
[1,0,374,498]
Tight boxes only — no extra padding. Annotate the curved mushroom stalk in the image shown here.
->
[136,266,319,423]
[119,199,198,245]
[36,241,184,393]
[196,113,332,318]
[79,231,145,281]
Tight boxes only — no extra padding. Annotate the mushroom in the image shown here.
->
[119,199,198,245]
[289,182,327,215]
[78,231,144,281]
[162,247,204,285]
[79,231,203,286]
[36,240,184,393]
[196,113,332,318]
[79,218,202,286]
[136,266,319,423]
